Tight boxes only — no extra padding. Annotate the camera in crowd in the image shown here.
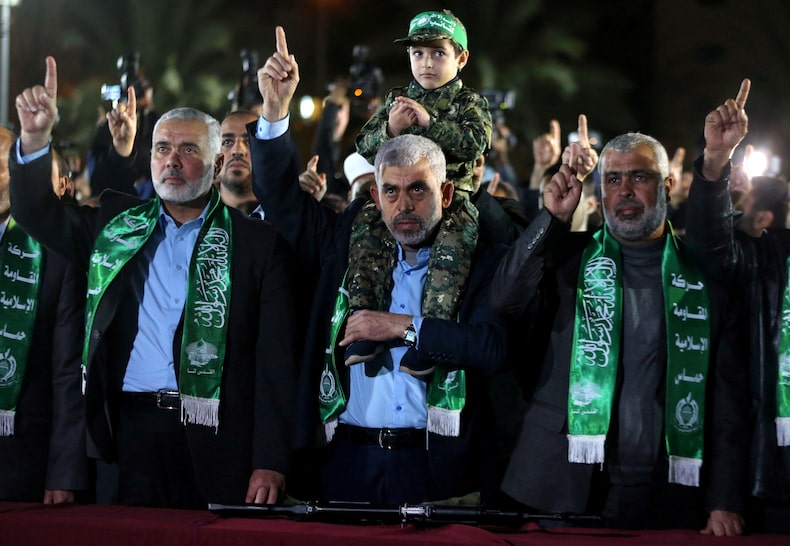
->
[100,52,149,105]
[481,89,516,127]
[228,49,263,112]
[348,45,383,102]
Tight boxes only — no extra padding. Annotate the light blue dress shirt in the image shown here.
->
[123,206,208,392]
[339,246,428,429]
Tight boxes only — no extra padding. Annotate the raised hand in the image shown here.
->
[533,119,561,172]
[543,164,583,224]
[298,154,327,201]
[106,86,138,158]
[702,79,750,180]
[258,26,300,122]
[15,56,59,154]
[561,114,598,181]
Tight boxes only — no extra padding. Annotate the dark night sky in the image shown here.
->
[5,0,789,176]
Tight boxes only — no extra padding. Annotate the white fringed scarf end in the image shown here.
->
[776,417,790,446]
[567,434,605,464]
[322,418,338,444]
[180,395,219,430]
[427,406,460,437]
[0,410,14,436]
[668,455,702,487]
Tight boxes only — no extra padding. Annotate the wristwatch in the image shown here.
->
[403,321,418,347]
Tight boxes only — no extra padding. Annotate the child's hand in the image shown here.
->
[394,97,430,128]
[388,101,417,136]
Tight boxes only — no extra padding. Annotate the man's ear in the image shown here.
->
[664,176,675,202]
[441,180,454,208]
[213,154,224,180]
[370,184,382,210]
[55,175,68,198]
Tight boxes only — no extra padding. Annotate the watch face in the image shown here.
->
[404,324,417,347]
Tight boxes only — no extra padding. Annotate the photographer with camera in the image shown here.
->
[229,49,264,115]
[310,46,383,199]
[88,52,159,199]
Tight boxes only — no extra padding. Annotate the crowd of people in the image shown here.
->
[1,9,789,538]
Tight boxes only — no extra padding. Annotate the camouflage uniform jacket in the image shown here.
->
[355,78,492,193]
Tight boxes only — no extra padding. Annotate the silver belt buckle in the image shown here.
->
[156,391,180,410]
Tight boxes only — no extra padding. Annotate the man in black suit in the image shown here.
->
[253,27,509,504]
[9,57,298,509]
[0,126,88,503]
[490,121,749,534]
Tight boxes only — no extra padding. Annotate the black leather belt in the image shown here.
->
[120,391,181,410]
[335,424,426,450]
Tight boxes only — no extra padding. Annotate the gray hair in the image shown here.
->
[598,132,670,180]
[374,134,446,185]
[154,107,221,158]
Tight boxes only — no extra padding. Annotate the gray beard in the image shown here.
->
[604,196,667,242]
[154,170,214,205]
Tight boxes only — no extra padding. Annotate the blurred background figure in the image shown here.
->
[736,176,790,237]
[343,152,375,203]
[88,52,159,198]
[228,49,264,115]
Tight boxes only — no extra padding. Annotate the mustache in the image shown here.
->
[614,200,644,214]
[393,213,424,225]
[227,158,250,170]
[160,169,186,183]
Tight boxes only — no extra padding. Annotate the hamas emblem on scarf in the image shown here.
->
[674,392,700,432]
[185,340,219,369]
[570,378,603,409]
[438,370,460,392]
[319,366,338,403]
[0,349,18,387]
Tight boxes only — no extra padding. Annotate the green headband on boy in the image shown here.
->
[394,10,468,51]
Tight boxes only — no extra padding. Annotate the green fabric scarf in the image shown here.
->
[568,224,710,486]
[0,218,42,436]
[323,191,477,437]
[84,189,232,429]
[776,256,790,445]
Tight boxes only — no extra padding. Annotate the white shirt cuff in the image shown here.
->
[16,140,50,165]
[255,114,290,141]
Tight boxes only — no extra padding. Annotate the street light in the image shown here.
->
[0,0,21,128]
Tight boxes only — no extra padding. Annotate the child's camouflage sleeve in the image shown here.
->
[422,87,492,163]
[355,89,401,164]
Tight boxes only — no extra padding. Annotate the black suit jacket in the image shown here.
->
[0,240,88,500]
[250,127,510,501]
[10,149,298,504]
[490,209,749,516]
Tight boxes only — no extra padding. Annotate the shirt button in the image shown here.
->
[396,405,402,411]
[400,304,405,309]
[176,265,183,271]
[175,298,181,304]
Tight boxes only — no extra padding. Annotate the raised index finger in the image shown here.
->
[577,114,589,146]
[44,56,57,98]
[549,119,560,143]
[735,78,750,110]
[275,26,289,58]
